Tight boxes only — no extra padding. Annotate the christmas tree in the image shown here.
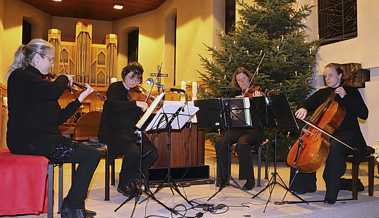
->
[199,0,317,109]
[199,0,318,160]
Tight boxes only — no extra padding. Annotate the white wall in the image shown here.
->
[302,0,379,147]
[1,0,51,84]
[113,0,223,86]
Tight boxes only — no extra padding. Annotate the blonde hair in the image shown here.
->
[6,39,54,80]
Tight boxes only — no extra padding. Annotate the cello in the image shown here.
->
[287,90,347,173]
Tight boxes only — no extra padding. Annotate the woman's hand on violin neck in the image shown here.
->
[136,101,148,112]
[335,87,347,98]
[295,108,308,120]
[63,74,74,87]
[78,84,95,102]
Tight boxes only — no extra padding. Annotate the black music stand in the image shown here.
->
[139,100,198,206]
[114,93,178,217]
[195,97,265,201]
[251,94,307,212]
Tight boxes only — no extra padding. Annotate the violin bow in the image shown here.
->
[244,52,265,96]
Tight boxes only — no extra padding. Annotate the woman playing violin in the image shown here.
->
[290,63,369,204]
[214,67,264,190]
[6,39,100,218]
[98,62,158,197]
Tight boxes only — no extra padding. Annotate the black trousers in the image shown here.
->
[215,128,263,184]
[61,143,101,209]
[290,131,357,201]
[110,133,158,187]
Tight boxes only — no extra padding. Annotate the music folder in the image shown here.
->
[135,92,165,130]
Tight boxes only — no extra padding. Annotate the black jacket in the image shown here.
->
[302,86,368,151]
[98,81,142,145]
[7,65,81,156]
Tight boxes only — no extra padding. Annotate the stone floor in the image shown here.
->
[4,151,379,218]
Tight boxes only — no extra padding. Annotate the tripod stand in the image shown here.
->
[251,94,307,212]
[114,93,177,217]
[114,129,177,216]
[139,101,197,206]
[208,97,259,201]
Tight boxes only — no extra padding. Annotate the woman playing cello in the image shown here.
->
[290,63,369,204]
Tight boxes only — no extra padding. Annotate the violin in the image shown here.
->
[128,86,155,105]
[243,85,264,98]
[43,73,106,101]
[71,81,107,101]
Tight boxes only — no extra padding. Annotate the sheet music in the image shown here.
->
[145,101,199,131]
[223,97,252,127]
[135,92,165,129]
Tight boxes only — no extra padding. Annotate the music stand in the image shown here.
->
[197,97,263,201]
[114,93,178,217]
[251,94,307,212]
[139,100,199,205]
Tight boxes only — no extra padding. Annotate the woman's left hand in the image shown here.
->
[78,84,95,102]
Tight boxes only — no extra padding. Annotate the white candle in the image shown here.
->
[180,81,187,101]
[192,81,198,100]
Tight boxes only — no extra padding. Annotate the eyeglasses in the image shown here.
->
[36,52,55,63]
[126,73,142,83]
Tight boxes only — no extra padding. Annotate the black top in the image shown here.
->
[7,65,81,156]
[98,81,142,144]
[302,86,368,151]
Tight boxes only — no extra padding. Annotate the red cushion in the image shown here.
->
[0,149,48,215]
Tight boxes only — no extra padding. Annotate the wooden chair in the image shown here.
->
[233,139,270,186]
[70,111,111,201]
[346,147,375,200]
[252,139,270,186]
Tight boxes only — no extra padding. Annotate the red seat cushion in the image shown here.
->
[0,148,48,216]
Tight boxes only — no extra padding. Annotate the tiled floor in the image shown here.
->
[3,152,379,218]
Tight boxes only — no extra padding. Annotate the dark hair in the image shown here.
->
[232,67,252,89]
[121,62,144,82]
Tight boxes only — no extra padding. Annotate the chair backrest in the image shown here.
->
[72,111,102,141]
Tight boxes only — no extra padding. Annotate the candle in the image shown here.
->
[192,81,198,100]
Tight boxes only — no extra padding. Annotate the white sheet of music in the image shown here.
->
[145,101,199,131]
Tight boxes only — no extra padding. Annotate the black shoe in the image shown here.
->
[117,186,130,197]
[323,198,336,205]
[85,209,96,216]
[61,206,87,218]
[242,180,255,190]
[216,178,229,188]
[340,178,364,192]
[127,181,142,198]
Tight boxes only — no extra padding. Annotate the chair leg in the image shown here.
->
[257,146,262,187]
[71,163,76,185]
[111,159,116,186]
[47,164,54,218]
[264,145,269,180]
[368,157,375,196]
[351,161,359,200]
[105,154,110,201]
[58,164,64,213]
